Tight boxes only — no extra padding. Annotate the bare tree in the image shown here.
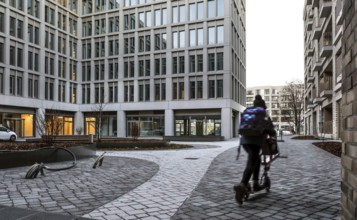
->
[279,79,304,134]
[35,108,63,145]
[92,99,107,142]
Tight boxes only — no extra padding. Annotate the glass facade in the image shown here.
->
[175,116,221,136]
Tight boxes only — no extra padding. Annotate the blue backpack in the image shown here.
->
[239,107,268,136]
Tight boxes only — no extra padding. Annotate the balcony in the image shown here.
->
[319,75,333,98]
[307,20,313,31]
[308,75,315,83]
[320,32,333,57]
[312,26,322,40]
[312,59,324,72]
[312,0,319,7]
[335,1,343,25]
[320,0,332,18]
[313,97,325,104]
[334,74,342,92]
[333,26,343,46]
[307,47,314,56]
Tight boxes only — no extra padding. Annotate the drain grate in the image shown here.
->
[184,157,199,160]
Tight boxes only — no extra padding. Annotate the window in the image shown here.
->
[58,80,66,102]
[217,53,223,70]
[189,29,196,47]
[189,77,203,99]
[28,48,39,71]
[179,31,185,48]
[95,0,106,12]
[82,84,90,104]
[108,59,118,79]
[208,53,215,71]
[172,6,178,23]
[83,0,93,15]
[10,17,23,39]
[208,80,215,98]
[45,6,55,25]
[208,0,215,18]
[27,0,40,18]
[0,13,4,33]
[208,27,216,45]
[138,80,150,101]
[109,0,120,10]
[94,83,104,103]
[189,3,196,21]
[44,77,54,100]
[82,62,91,82]
[70,83,77,104]
[197,54,203,72]
[179,56,185,73]
[0,68,3,94]
[155,79,166,101]
[217,79,223,97]
[197,2,204,19]
[217,26,224,44]
[155,9,161,26]
[172,78,185,100]
[124,82,134,102]
[124,13,135,30]
[109,39,119,56]
[179,5,185,22]
[172,32,178,48]
[197,28,203,46]
[28,74,38,98]
[109,83,118,103]
[108,16,119,33]
[189,55,195,73]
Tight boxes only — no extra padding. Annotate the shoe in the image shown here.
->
[234,183,248,205]
[253,180,261,192]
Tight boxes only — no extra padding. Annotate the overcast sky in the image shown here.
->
[246,0,305,87]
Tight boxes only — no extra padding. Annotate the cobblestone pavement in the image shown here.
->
[85,137,340,220]
[0,137,341,219]
[171,138,341,220]
[0,156,159,218]
[83,143,236,220]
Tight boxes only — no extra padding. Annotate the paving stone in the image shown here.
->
[0,138,341,219]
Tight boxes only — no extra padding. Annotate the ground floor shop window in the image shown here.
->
[175,116,221,136]
[45,115,74,135]
[1,113,35,138]
[85,115,117,137]
[127,115,164,137]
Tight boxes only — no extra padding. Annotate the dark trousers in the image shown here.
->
[240,144,261,185]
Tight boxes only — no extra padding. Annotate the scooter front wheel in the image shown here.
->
[264,176,271,192]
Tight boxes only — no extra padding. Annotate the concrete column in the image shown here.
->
[221,108,232,139]
[74,111,84,135]
[165,109,174,136]
[35,108,45,138]
[117,110,125,137]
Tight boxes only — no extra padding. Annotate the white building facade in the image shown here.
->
[246,86,295,132]
[0,0,246,139]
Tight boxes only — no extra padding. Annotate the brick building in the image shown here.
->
[341,0,357,219]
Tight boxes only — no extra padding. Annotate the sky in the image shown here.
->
[246,0,305,87]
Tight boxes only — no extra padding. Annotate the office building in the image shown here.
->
[0,0,246,139]
[247,85,301,132]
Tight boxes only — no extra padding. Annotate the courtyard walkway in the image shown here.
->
[0,137,341,219]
